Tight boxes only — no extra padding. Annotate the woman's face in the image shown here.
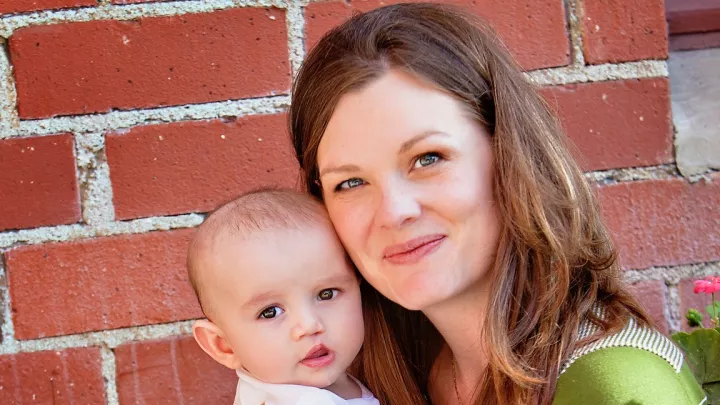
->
[316,69,501,311]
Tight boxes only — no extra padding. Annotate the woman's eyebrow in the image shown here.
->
[319,163,361,178]
[398,130,449,154]
[319,131,449,178]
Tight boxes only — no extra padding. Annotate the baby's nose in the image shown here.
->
[290,311,325,341]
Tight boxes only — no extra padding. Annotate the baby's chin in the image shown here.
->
[253,366,345,389]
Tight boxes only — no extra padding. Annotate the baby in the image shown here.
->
[187,188,378,405]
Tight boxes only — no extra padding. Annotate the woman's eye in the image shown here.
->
[336,178,364,191]
[413,153,441,169]
[318,289,339,301]
[259,306,284,319]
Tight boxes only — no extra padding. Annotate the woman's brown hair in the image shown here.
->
[289,3,652,404]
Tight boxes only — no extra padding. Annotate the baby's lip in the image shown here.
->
[300,344,335,368]
[303,343,330,360]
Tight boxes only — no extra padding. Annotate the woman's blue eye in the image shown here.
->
[413,153,441,169]
[259,306,284,319]
[336,178,364,191]
[318,289,339,301]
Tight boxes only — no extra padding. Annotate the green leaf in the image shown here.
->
[672,328,720,403]
[706,300,720,320]
[704,381,720,405]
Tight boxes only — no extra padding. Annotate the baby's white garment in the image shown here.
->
[233,369,380,405]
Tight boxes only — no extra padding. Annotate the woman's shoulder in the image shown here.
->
[553,316,707,405]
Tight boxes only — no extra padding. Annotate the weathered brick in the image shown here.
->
[0,0,95,15]
[542,78,672,171]
[0,348,104,404]
[115,336,236,405]
[670,32,720,52]
[106,114,298,220]
[582,0,668,64]
[666,0,720,35]
[305,0,570,71]
[598,175,720,270]
[5,230,201,340]
[678,277,718,331]
[627,280,669,334]
[10,8,290,119]
[0,134,80,231]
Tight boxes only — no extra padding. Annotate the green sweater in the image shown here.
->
[553,316,707,405]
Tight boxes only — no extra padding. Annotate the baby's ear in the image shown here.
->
[192,319,242,370]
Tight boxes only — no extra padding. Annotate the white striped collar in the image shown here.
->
[560,305,684,375]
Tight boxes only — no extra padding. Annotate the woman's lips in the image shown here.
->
[300,344,335,368]
[382,234,446,265]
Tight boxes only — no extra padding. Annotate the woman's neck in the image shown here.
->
[423,277,491,387]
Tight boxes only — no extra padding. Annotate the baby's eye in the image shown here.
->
[413,153,441,169]
[335,178,364,191]
[259,306,284,319]
[318,289,339,301]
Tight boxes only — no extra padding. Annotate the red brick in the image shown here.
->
[5,230,201,340]
[541,78,672,171]
[598,175,720,270]
[111,0,160,3]
[0,347,104,404]
[115,336,236,405]
[10,8,290,119]
[305,0,570,71]
[0,0,95,15]
[582,0,668,64]
[627,280,669,334]
[0,134,80,231]
[666,0,720,35]
[106,114,298,220]
[678,278,719,331]
[670,32,720,52]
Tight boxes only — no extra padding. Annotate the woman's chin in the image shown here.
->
[390,278,456,311]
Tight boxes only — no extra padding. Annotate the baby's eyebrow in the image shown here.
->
[316,273,356,287]
[242,290,281,310]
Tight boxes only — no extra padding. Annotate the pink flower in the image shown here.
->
[694,277,720,294]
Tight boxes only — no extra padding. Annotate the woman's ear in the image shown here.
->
[192,319,242,370]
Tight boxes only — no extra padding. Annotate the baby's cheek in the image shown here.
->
[234,330,292,382]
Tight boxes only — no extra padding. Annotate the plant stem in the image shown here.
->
[714,293,718,325]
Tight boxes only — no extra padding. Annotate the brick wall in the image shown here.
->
[0,1,717,404]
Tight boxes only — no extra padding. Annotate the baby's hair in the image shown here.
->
[186,187,329,318]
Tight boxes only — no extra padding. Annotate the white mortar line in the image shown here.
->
[0,214,203,249]
[284,0,306,80]
[584,164,680,184]
[666,284,682,333]
[101,346,120,405]
[0,257,18,352]
[0,320,194,355]
[565,0,585,67]
[0,41,18,132]
[0,95,289,139]
[0,0,286,38]
[75,133,115,225]
[526,60,668,86]
[623,261,720,285]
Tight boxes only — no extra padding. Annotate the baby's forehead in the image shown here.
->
[208,222,346,280]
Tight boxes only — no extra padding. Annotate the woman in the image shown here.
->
[288,3,706,405]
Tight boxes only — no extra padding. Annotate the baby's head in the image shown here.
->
[188,189,364,388]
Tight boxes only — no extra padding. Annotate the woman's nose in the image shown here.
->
[375,179,421,229]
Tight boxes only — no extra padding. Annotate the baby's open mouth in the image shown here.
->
[301,344,335,368]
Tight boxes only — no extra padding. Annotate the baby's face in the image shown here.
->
[207,223,364,388]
